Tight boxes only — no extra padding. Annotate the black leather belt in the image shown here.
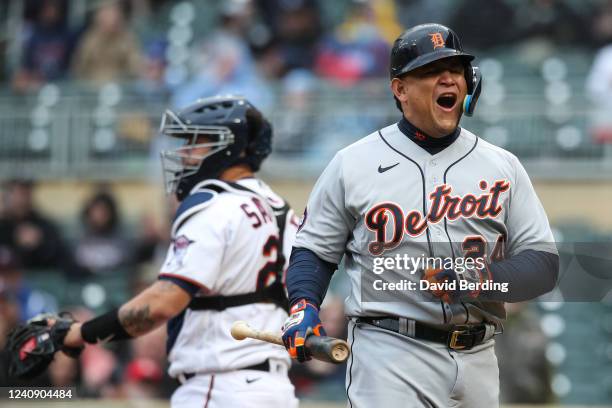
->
[356,317,489,350]
[177,359,271,383]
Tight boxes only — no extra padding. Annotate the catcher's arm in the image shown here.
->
[6,280,192,379]
[63,280,191,347]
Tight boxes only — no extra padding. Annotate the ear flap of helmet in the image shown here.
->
[463,66,482,117]
[243,108,272,171]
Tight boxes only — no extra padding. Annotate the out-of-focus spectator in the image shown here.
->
[448,0,518,50]
[0,246,57,321]
[585,43,612,143]
[495,303,553,403]
[172,0,272,110]
[133,211,170,269]
[72,189,132,276]
[511,0,591,47]
[395,0,457,34]
[255,0,322,72]
[112,39,169,152]
[135,39,169,103]
[253,39,286,80]
[71,0,142,83]
[0,180,73,273]
[591,0,612,46]
[315,0,395,85]
[274,69,317,153]
[12,0,76,92]
[274,0,322,72]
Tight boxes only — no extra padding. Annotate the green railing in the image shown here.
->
[0,68,611,181]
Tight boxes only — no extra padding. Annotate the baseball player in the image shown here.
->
[5,96,299,407]
[281,24,559,407]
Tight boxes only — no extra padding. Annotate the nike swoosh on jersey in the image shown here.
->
[246,377,261,384]
[378,163,400,173]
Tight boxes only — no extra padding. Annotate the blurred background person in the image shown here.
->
[314,0,397,86]
[0,180,73,274]
[12,0,76,92]
[72,189,133,277]
[257,0,322,73]
[171,0,273,110]
[71,0,142,83]
[0,245,58,321]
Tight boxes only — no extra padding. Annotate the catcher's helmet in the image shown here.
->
[160,95,272,200]
[390,23,482,116]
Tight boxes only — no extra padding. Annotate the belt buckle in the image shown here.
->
[448,325,471,350]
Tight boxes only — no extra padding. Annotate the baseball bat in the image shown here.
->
[230,321,350,364]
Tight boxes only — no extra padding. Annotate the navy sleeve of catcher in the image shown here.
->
[484,249,559,302]
[286,247,337,308]
[158,275,199,296]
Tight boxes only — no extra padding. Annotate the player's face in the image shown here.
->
[180,135,212,166]
[394,57,468,137]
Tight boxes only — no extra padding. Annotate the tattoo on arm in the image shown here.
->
[119,305,156,337]
[118,280,190,337]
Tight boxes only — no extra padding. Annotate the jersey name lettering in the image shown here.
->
[365,180,510,255]
[240,197,273,229]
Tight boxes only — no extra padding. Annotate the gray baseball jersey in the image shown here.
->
[294,123,556,327]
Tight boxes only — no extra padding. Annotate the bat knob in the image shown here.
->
[231,321,250,340]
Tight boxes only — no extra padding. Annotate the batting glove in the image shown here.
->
[424,264,491,303]
[281,299,326,362]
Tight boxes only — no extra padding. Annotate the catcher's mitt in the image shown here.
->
[5,313,83,379]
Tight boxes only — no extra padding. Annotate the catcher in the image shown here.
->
[4,96,299,407]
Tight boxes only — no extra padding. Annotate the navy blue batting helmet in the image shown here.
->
[160,95,272,200]
[390,23,482,116]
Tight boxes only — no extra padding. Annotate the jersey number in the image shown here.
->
[462,234,506,262]
[256,235,282,290]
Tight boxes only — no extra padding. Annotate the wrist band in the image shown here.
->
[81,308,132,344]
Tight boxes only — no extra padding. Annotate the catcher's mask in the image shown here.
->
[160,95,272,201]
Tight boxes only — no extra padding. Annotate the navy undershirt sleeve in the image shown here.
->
[286,247,337,308]
[158,275,200,297]
[483,249,559,302]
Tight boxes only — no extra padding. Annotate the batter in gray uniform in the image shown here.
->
[281,24,559,407]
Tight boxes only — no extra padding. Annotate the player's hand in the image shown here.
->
[424,264,490,303]
[5,313,84,379]
[281,299,326,362]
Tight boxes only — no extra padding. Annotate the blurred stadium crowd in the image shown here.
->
[2,0,612,90]
[0,0,612,405]
[0,0,612,172]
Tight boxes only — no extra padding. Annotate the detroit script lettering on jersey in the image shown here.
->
[365,180,510,255]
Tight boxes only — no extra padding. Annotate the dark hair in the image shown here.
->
[0,246,21,271]
[81,191,119,234]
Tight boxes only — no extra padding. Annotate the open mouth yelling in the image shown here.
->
[436,93,458,112]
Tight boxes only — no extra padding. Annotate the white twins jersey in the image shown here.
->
[159,178,298,377]
[295,124,557,326]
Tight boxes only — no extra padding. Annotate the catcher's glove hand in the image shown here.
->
[5,312,83,379]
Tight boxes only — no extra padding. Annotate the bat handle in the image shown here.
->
[304,335,351,364]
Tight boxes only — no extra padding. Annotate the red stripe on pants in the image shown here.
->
[203,375,215,408]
